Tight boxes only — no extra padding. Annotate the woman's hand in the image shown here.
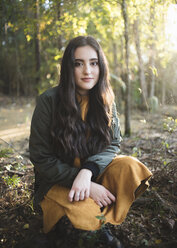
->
[68,169,92,202]
[90,182,116,207]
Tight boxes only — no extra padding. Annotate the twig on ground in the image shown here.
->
[0,198,32,216]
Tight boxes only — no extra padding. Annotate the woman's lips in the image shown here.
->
[81,78,93,82]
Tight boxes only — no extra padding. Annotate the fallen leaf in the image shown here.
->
[167,219,175,230]
[155,239,162,244]
[23,223,29,229]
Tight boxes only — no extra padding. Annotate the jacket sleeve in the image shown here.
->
[85,102,122,175]
[29,92,80,188]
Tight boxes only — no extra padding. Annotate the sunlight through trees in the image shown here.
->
[0,0,177,133]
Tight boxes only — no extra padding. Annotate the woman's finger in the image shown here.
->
[107,191,116,202]
[74,191,80,201]
[80,190,85,200]
[96,201,103,208]
[85,188,89,199]
[101,200,108,207]
[105,197,112,205]
[68,189,75,202]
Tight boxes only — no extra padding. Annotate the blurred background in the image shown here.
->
[1,0,177,110]
[0,2,177,247]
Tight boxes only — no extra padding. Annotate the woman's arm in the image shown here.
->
[68,103,121,203]
[68,168,92,202]
[29,90,80,188]
[84,102,122,176]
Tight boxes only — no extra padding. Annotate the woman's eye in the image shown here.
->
[91,61,98,66]
[74,62,83,67]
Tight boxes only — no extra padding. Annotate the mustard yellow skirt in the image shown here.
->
[41,155,152,233]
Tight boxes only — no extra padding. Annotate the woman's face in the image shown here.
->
[74,45,100,95]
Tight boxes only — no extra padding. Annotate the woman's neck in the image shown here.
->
[76,90,89,97]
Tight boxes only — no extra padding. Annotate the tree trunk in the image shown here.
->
[112,41,122,111]
[149,45,155,98]
[161,5,166,106]
[121,0,131,136]
[149,4,156,99]
[56,0,62,51]
[133,18,148,110]
[34,0,41,94]
[113,42,119,78]
[14,32,23,97]
[162,79,166,106]
[4,22,12,95]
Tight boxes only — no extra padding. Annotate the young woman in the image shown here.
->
[29,36,152,248]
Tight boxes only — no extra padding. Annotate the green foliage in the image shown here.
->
[161,140,169,150]
[132,146,141,157]
[0,143,33,210]
[1,0,177,110]
[0,148,13,158]
[141,238,149,246]
[163,117,177,133]
[161,116,177,166]
[2,174,21,189]
[96,213,106,227]
[149,66,158,77]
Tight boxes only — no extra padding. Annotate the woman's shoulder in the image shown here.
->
[40,86,59,99]
[36,86,59,112]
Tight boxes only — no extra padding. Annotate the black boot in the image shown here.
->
[99,226,124,248]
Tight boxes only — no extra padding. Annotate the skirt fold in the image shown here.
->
[40,155,152,233]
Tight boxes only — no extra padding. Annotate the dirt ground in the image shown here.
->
[0,96,177,248]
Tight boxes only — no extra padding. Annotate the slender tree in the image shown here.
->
[121,0,131,136]
[34,0,41,93]
[133,17,148,110]
[149,1,156,99]
[55,0,63,51]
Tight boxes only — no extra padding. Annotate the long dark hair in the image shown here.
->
[51,36,114,164]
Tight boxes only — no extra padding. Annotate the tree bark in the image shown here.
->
[14,32,23,97]
[133,18,148,110]
[34,0,41,94]
[112,41,123,111]
[162,75,166,106]
[161,6,166,106]
[113,42,120,78]
[149,3,156,99]
[56,0,62,51]
[149,45,155,98]
[121,0,131,136]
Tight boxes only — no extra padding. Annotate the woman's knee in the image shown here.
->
[117,155,139,164]
[108,155,140,172]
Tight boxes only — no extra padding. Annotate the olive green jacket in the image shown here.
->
[29,87,122,205]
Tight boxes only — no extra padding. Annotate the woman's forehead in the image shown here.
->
[74,45,98,60]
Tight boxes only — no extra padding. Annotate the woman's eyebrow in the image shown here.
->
[90,58,98,61]
[74,58,98,61]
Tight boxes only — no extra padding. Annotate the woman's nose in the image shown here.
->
[83,64,91,74]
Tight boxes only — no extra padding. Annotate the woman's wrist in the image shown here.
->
[80,168,92,178]
[82,161,99,180]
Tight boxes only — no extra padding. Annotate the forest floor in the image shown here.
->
[0,96,177,248]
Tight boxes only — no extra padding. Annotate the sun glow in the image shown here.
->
[165,4,177,51]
